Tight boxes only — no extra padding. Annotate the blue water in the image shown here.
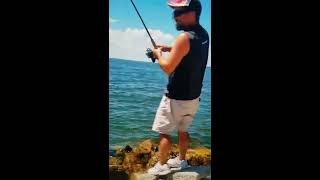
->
[109,58,211,149]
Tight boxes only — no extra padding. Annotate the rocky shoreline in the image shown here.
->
[109,139,211,180]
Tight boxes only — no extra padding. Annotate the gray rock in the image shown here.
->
[132,173,157,180]
[132,166,211,180]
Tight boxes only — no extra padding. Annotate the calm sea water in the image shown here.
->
[109,58,211,150]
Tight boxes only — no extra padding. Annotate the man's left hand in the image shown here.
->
[152,47,163,60]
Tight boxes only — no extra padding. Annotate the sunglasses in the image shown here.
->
[173,8,193,17]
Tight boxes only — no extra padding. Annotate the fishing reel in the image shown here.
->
[146,48,156,63]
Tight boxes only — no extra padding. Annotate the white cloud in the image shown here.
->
[109,17,118,23]
[109,27,211,67]
[109,28,174,62]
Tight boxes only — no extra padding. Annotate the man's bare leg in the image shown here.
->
[159,133,171,165]
[178,131,189,160]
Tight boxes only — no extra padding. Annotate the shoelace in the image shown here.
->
[154,163,163,171]
[174,157,182,164]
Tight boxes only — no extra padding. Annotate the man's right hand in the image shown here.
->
[156,44,172,52]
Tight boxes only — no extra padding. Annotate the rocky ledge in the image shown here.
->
[109,139,212,180]
[132,166,211,180]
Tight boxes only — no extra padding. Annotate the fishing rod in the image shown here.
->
[129,0,156,63]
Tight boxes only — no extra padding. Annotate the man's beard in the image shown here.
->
[176,24,190,31]
[175,23,197,31]
[176,24,184,31]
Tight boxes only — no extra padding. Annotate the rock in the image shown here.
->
[122,152,138,172]
[135,151,151,164]
[109,149,116,157]
[151,146,158,152]
[109,171,129,180]
[115,148,125,159]
[109,139,212,175]
[132,139,155,169]
[186,147,211,166]
[131,166,211,180]
[109,157,123,165]
[122,151,149,173]
[124,145,133,153]
[109,157,124,172]
[137,139,153,154]
[109,165,124,172]
[169,144,180,158]
[146,152,159,169]
[130,173,157,180]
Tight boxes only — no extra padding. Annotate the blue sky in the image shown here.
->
[109,0,211,66]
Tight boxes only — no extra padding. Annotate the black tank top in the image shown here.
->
[166,25,209,100]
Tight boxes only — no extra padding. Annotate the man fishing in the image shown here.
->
[147,0,210,175]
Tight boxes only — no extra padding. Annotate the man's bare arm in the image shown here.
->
[156,44,172,52]
[153,33,190,76]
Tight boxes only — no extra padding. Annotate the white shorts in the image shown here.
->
[152,95,200,135]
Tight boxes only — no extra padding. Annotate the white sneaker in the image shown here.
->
[147,162,171,176]
[167,156,190,170]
